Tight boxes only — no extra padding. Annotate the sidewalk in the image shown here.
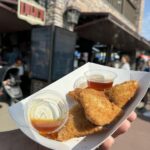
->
[0,102,17,132]
[111,116,150,150]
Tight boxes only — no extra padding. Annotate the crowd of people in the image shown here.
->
[76,51,150,72]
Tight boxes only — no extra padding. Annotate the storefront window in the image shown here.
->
[123,0,137,25]
[107,0,123,13]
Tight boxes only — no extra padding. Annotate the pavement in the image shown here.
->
[112,91,150,150]
[111,116,150,150]
[0,102,17,132]
[0,101,150,150]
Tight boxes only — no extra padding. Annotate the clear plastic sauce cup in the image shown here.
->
[84,69,117,91]
[26,90,69,135]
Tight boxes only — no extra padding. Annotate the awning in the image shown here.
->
[75,13,150,51]
[0,1,31,32]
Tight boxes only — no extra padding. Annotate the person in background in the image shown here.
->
[138,60,150,113]
[120,55,130,70]
[78,53,86,67]
[13,58,31,97]
[144,60,150,72]
[13,58,24,76]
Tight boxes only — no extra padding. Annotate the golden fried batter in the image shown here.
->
[56,104,103,141]
[68,88,82,102]
[105,80,139,108]
[77,88,122,126]
[42,80,139,141]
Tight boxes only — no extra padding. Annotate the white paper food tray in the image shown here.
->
[9,63,150,150]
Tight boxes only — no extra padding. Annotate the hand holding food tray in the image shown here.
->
[9,63,150,150]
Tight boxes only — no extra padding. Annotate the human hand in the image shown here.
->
[99,111,137,150]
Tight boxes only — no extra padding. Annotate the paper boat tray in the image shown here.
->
[9,63,150,150]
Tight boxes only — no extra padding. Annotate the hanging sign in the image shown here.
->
[17,0,46,25]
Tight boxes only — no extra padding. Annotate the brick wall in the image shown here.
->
[45,0,64,27]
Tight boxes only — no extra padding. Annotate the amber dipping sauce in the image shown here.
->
[87,80,113,91]
[31,119,62,135]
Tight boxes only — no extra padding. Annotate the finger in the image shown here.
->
[112,119,131,138]
[127,111,137,122]
[99,136,115,150]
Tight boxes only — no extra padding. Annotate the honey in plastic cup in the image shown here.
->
[84,69,117,91]
[26,90,69,135]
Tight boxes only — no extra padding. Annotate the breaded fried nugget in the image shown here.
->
[68,88,82,102]
[105,80,139,108]
[56,104,103,141]
[77,88,122,126]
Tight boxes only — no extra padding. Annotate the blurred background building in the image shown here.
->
[0,0,149,95]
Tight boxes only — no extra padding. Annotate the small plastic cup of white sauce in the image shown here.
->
[26,89,69,135]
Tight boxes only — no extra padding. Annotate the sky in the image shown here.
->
[141,0,150,40]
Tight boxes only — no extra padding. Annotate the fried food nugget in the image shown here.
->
[68,88,82,102]
[105,80,139,108]
[76,88,122,126]
[56,104,103,141]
